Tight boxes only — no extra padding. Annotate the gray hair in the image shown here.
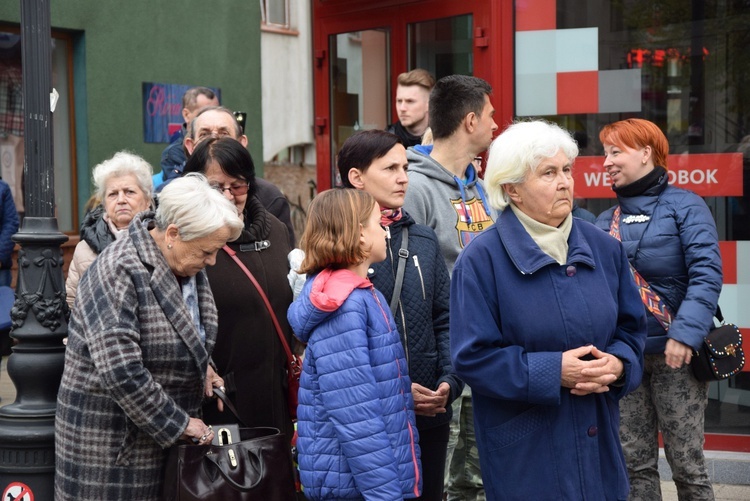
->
[484,120,579,211]
[92,151,154,202]
[154,173,243,241]
[186,106,242,141]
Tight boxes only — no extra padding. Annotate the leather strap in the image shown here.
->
[610,207,673,330]
[213,387,247,427]
[389,226,409,316]
[222,245,300,378]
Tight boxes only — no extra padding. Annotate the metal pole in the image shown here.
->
[0,0,68,498]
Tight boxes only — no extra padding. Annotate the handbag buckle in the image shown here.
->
[217,426,234,445]
[726,344,737,357]
[228,448,238,468]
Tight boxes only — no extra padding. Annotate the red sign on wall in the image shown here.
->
[574,153,744,198]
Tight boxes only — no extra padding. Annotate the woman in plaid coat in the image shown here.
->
[54,174,243,500]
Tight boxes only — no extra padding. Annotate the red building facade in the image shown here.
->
[311,0,750,452]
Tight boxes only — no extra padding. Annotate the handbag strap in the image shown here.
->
[389,226,409,316]
[610,206,674,331]
[715,305,725,324]
[222,245,298,373]
[212,387,248,428]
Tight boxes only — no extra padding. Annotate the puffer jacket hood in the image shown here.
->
[79,205,117,254]
[289,268,372,343]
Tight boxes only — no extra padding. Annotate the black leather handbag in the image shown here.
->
[690,307,745,382]
[163,390,297,501]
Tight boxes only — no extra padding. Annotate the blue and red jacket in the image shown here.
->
[288,268,422,500]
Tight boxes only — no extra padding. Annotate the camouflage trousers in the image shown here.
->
[444,386,485,501]
[620,353,714,501]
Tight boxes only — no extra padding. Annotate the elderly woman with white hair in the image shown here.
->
[55,174,244,500]
[449,120,647,500]
[66,151,154,308]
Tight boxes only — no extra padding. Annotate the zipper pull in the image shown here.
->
[412,255,419,268]
[385,226,391,240]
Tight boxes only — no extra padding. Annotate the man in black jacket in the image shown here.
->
[386,69,435,148]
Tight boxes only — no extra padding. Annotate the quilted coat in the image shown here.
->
[451,208,647,500]
[367,211,462,430]
[55,212,217,500]
[595,175,723,353]
[288,268,422,500]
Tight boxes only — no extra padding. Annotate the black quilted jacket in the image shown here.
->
[368,211,463,429]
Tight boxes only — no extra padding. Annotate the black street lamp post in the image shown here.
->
[0,0,69,498]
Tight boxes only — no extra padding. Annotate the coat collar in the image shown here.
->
[128,212,215,372]
[616,173,668,215]
[496,207,596,275]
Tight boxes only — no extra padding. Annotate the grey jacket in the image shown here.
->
[403,145,495,272]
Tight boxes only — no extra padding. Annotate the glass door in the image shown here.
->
[408,14,474,80]
[329,29,390,185]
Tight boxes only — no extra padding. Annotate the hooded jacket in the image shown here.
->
[595,174,723,353]
[368,211,462,429]
[404,145,494,272]
[288,269,421,500]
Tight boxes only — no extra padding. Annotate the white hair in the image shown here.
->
[92,151,154,202]
[155,173,243,241]
[484,120,579,211]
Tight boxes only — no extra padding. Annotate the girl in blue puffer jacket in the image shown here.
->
[288,188,422,500]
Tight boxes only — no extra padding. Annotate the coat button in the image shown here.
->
[587,425,598,437]
[566,265,576,277]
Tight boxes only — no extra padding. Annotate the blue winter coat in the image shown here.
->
[287,268,422,500]
[368,212,463,430]
[595,175,723,353]
[451,208,647,501]
[0,180,19,269]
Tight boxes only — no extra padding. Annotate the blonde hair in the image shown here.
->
[298,189,377,275]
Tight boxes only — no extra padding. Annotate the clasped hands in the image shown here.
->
[561,345,624,396]
[412,382,451,416]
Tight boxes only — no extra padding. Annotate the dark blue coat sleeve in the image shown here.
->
[0,182,19,268]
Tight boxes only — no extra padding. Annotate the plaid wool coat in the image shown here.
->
[55,212,218,500]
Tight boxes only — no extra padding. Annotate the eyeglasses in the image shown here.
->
[210,183,250,196]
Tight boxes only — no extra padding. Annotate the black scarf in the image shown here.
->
[613,166,667,197]
[388,121,423,148]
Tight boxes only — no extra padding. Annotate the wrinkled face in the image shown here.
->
[508,150,574,227]
[474,95,498,153]
[351,144,409,209]
[185,110,246,155]
[361,204,387,265]
[167,226,232,277]
[602,142,653,188]
[205,160,249,218]
[103,174,150,230]
[396,85,430,132]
